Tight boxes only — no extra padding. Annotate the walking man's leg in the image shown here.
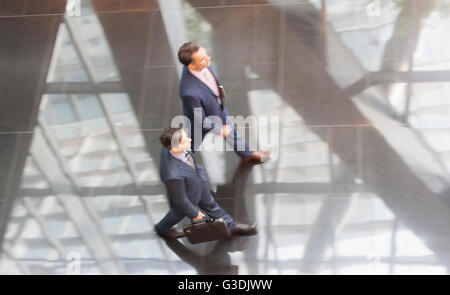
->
[224,128,253,158]
[198,182,237,231]
[155,209,184,233]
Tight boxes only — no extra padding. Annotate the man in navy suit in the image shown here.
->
[177,42,270,163]
[154,127,257,239]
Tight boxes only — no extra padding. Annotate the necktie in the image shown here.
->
[203,70,221,105]
[185,152,196,169]
[203,70,213,89]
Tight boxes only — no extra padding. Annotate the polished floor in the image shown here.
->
[1,0,450,275]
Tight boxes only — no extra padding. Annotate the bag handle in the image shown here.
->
[191,212,214,224]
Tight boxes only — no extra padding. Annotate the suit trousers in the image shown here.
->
[221,107,253,158]
[156,181,237,233]
[224,127,253,158]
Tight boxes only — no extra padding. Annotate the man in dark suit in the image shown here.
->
[177,41,270,163]
[154,127,257,239]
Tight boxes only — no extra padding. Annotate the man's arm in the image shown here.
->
[183,95,231,137]
[165,178,200,219]
[183,96,220,135]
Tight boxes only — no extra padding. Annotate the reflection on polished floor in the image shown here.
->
[1,0,450,275]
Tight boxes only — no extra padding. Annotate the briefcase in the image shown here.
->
[183,216,231,244]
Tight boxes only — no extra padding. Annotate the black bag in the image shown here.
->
[183,215,231,244]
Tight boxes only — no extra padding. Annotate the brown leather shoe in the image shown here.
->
[231,223,257,236]
[154,226,185,239]
[241,151,271,163]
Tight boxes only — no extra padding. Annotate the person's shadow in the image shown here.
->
[212,161,254,225]
[165,239,238,275]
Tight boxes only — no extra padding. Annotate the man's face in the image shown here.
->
[188,46,211,71]
[173,130,192,152]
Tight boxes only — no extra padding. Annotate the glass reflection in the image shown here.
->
[1,0,450,275]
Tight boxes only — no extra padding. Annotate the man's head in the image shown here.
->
[159,127,192,153]
[178,41,211,71]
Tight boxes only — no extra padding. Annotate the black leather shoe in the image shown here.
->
[231,223,257,236]
[154,226,185,239]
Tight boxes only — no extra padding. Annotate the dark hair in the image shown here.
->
[159,127,183,149]
[178,42,200,66]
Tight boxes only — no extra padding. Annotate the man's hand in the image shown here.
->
[221,125,232,138]
[192,211,205,221]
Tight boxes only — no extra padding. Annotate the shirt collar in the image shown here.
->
[188,67,208,77]
[169,150,187,160]
[189,67,206,73]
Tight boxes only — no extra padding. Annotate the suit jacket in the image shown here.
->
[159,147,209,219]
[179,66,227,150]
